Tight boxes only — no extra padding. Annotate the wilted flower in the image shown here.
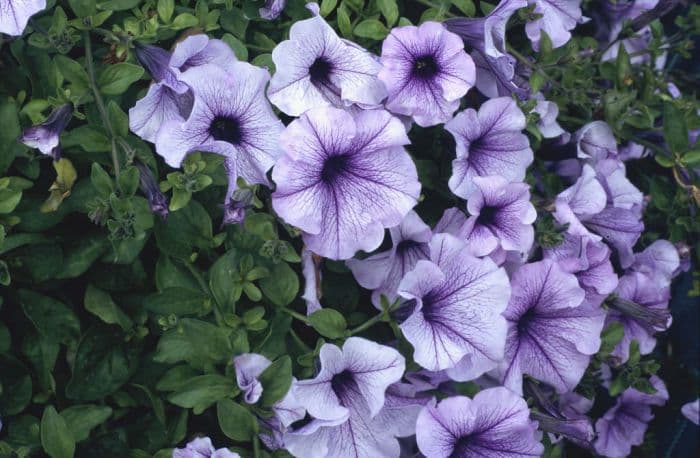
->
[234,353,272,404]
[447,97,533,199]
[525,0,586,50]
[267,3,385,116]
[135,162,168,219]
[18,103,73,160]
[397,233,510,379]
[173,437,239,458]
[156,62,283,188]
[498,259,605,394]
[272,107,420,260]
[346,210,431,309]
[301,248,323,315]
[682,399,700,426]
[259,0,286,19]
[378,21,476,127]
[415,387,544,457]
[594,375,669,458]
[0,0,45,36]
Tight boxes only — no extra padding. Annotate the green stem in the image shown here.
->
[253,435,261,458]
[507,45,562,90]
[84,31,121,180]
[414,0,455,17]
[349,312,386,336]
[280,306,310,324]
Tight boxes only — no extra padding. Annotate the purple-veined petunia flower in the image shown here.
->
[267,3,385,116]
[606,271,672,363]
[173,437,240,458]
[259,0,286,20]
[135,161,169,219]
[544,233,618,308]
[498,259,605,394]
[272,106,420,260]
[630,239,680,288]
[461,176,536,257]
[0,0,45,36]
[234,353,272,404]
[415,387,544,457]
[396,233,510,379]
[129,35,237,143]
[156,62,283,188]
[378,21,475,127]
[346,210,431,309]
[585,206,644,268]
[553,164,607,237]
[595,159,643,217]
[18,103,73,160]
[525,0,587,50]
[285,337,413,457]
[682,399,700,426]
[533,97,565,138]
[447,97,533,199]
[594,375,668,458]
[576,121,618,163]
[301,248,322,315]
[444,0,530,98]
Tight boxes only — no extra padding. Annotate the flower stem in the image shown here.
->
[280,306,311,324]
[349,312,386,336]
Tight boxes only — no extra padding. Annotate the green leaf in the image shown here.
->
[0,97,22,174]
[63,125,111,153]
[217,399,257,441]
[157,0,174,22]
[354,19,389,40]
[258,356,293,407]
[308,308,347,339]
[107,101,129,138]
[22,332,59,393]
[97,0,140,10]
[451,0,475,16]
[320,0,338,16]
[98,63,144,95]
[663,102,689,155]
[598,321,625,356]
[143,287,208,315]
[54,55,89,89]
[209,250,241,311]
[154,200,213,259]
[682,148,700,165]
[167,375,235,413]
[221,33,248,61]
[68,0,97,17]
[337,5,352,38]
[18,290,81,344]
[259,262,299,307]
[171,12,199,30]
[60,404,113,442]
[41,406,75,458]
[55,233,110,279]
[0,355,33,415]
[377,0,399,26]
[153,318,232,369]
[84,284,134,331]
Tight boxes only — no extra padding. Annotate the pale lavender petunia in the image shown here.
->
[416,387,544,457]
[444,0,530,98]
[544,233,618,308]
[0,0,45,36]
[259,0,286,19]
[234,353,273,404]
[584,206,644,268]
[272,107,420,260]
[594,375,668,458]
[526,0,586,50]
[595,159,644,217]
[267,4,385,116]
[173,437,240,458]
[301,248,322,315]
[498,259,605,394]
[631,239,680,288]
[346,210,431,309]
[533,98,566,138]
[607,271,672,363]
[576,121,618,163]
[461,176,536,257]
[169,35,239,74]
[155,62,283,188]
[396,233,510,379]
[553,165,607,238]
[378,21,475,127]
[682,399,700,426]
[18,103,73,160]
[447,97,533,199]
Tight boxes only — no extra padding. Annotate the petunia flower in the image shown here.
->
[267,3,385,116]
[553,164,607,237]
[18,103,73,160]
[378,21,475,127]
[285,337,415,457]
[630,239,680,288]
[129,36,236,143]
[525,0,587,50]
[173,437,239,458]
[606,271,672,363]
[272,106,420,260]
[415,387,544,457]
[396,233,510,379]
[682,399,700,426]
[544,233,618,308]
[533,97,565,138]
[234,353,272,404]
[444,0,530,98]
[461,176,536,257]
[576,121,618,163]
[594,375,669,458]
[498,259,605,394]
[155,62,283,188]
[0,0,45,36]
[301,248,323,315]
[447,97,533,199]
[595,159,644,217]
[135,162,169,219]
[259,0,286,20]
[346,210,431,309]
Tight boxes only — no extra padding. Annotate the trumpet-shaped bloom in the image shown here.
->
[260,0,286,19]
[553,164,607,237]
[268,4,385,116]
[346,210,431,309]
[462,176,536,256]
[526,0,586,50]
[18,103,73,160]
[594,376,668,458]
[378,21,475,127]
[631,239,680,288]
[397,234,510,379]
[416,387,543,457]
[498,260,605,394]
[173,437,240,458]
[447,97,533,199]
[155,63,283,187]
[0,0,45,36]
[272,107,420,260]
